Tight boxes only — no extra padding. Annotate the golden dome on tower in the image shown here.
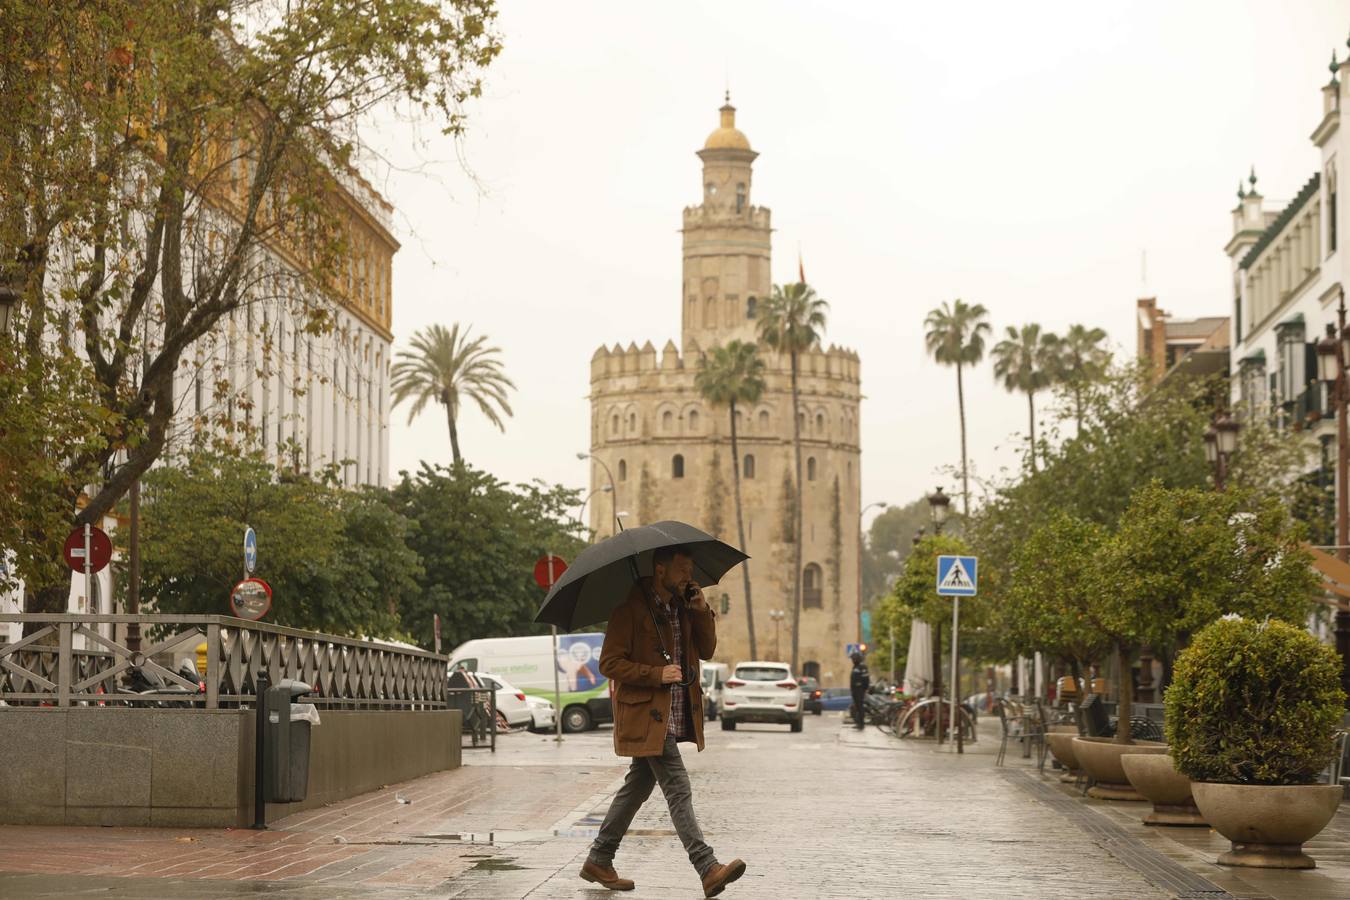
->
[703,92,752,151]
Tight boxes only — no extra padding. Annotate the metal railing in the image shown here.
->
[0,614,448,709]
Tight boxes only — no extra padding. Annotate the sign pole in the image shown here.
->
[549,554,563,744]
[83,522,92,615]
[949,595,962,754]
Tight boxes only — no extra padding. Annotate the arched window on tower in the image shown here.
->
[688,410,700,432]
[746,297,757,319]
[628,412,637,432]
[672,454,685,479]
[611,414,620,436]
[807,457,817,481]
[816,412,825,434]
[663,410,674,431]
[758,410,769,430]
[618,459,627,482]
[743,454,756,479]
[803,563,823,609]
[736,183,746,214]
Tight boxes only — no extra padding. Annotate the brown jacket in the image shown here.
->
[599,578,717,757]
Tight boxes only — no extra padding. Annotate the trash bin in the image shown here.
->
[264,679,314,803]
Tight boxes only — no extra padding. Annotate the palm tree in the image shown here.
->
[991,323,1060,472]
[924,300,991,517]
[390,323,515,468]
[756,281,828,672]
[695,340,766,659]
[1056,324,1111,433]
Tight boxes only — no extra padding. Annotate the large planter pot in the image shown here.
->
[1072,736,1166,800]
[1121,753,1205,826]
[1045,731,1085,784]
[1191,782,1343,869]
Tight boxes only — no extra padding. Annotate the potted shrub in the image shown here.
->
[1120,753,1205,826]
[1166,616,1346,869]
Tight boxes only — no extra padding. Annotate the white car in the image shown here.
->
[526,695,557,732]
[470,672,533,729]
[719,661,804,732]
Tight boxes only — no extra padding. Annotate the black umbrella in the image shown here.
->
[534,520,748,630]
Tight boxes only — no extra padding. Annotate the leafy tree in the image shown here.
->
[1000,514,1110,686]
[390,463,585,651]
[991,323,1060,471]
[1096,482,1316,743]
[756,281,828,671]
[2,0,501,614]
[391,323,515,468]
[695,339,765,658]
[924,300,991,517]
[1054,324,1111,432]
[138,452,415,637]
[860,497,931,611]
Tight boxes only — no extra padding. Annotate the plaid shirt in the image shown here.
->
[661,598,692,740]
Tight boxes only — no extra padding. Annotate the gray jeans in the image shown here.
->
[588,735,717,877]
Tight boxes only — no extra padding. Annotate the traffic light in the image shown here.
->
[720,593,730,614]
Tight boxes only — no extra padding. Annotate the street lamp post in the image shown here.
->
[857,501,888,643]
[575,485,613,539]
[1315,286,1350,705]
[926,487,962,752]
[576,452,619,535]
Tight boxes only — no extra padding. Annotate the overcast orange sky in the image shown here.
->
[369,1,1348,522]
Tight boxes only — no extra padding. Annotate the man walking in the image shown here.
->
[579,545,747,897]
[850,651,870,730]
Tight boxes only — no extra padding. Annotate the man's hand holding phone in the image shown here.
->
[681,581,707,611]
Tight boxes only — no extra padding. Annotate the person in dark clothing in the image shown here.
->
[849,652,870,730]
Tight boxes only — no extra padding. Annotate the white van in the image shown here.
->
[701,662,730,721]
[448,633,612,733]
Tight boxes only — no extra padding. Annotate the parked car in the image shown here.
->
[819,687,854,713]
[525,695,556,732]
[701,662,729,720]
[799,677,822,714]
[468,672,533,729]
[719,661,803,732]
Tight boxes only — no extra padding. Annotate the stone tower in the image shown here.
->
[587,98,863,687]
[682,94,772,348]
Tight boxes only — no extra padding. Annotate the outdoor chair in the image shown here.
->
[994,698,1041,767]
[1077,694,1111,737]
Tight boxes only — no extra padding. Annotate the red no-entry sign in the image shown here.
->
[533,555,568,590]
[63,526,113,574]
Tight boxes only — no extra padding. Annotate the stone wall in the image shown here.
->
[0,707,460,827]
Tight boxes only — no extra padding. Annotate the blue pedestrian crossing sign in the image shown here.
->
[936,555,977,597]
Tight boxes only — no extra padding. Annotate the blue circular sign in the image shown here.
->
[243,527,258,574]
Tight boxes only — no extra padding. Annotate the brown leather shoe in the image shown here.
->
[701,858,746,897]
[580,859,635,891]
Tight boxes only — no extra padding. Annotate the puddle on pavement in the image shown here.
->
[417,826,676,844]
[470,857,526,872]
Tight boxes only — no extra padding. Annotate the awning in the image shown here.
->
[1305,545,1350,613]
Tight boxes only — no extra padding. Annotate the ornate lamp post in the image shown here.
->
[857,501,888,642]
[0,280,17,337]
[1315,286,1350,705]
[768,608,786,660]
[926,487,957,747]
[1202,414,1240,491]
[927,487,950,534]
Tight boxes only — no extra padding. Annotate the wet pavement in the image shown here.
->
[1,713,1346,898]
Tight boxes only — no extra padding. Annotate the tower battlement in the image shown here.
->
[681,205,772,230]
[589,339,860,385]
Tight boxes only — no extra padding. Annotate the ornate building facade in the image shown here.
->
[586,98,863,684]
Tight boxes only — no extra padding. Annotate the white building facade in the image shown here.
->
[1227,58,1345,463]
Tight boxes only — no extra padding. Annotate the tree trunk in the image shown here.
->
[1027,390,1037,472]
[789,349,804,673]
[446,404,462,468]
[1114,641,1134,745]
[729,399,757,659]
[957,361,969,518]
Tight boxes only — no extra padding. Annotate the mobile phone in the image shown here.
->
[683,582,699,603]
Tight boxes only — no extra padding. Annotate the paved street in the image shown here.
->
[0,714,1347,899]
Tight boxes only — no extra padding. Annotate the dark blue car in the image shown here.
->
[819,687,853,713]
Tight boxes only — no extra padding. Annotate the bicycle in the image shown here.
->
[895,696,976,743]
